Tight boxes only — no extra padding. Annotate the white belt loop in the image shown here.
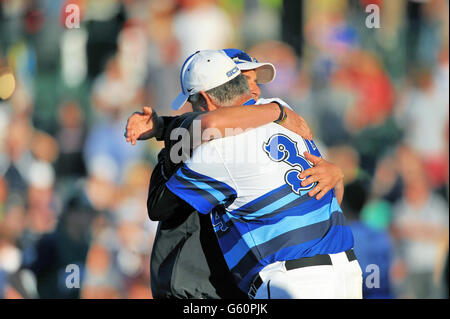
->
[329,251,349,266]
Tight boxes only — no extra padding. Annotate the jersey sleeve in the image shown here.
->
[165,142,237,215]
[256,97,293,110]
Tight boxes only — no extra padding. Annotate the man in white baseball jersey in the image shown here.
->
[126,49,348,299]
[157,50,363,299]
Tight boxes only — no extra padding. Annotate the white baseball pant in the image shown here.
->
[252,251,363,299]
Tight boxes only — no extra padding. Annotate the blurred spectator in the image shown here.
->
[329,143,396,299]
[325,145,371,219]
[144,0,179,113]
[0,189,39,299]
[350,199,395,299]
[331,50,395,133]
[1,200,27,252]
[28,192,95,298]
[0,117,34,193]
[91,55,143,116]
[117,24,148,89]
[391,146,449,299]
[82,112,146,181]
[54,100,87,179]
[370,153,404,204]
[83,154,120,212]
[249,40,301,98]
[0,240,24,298]
[172,0,234,65]
[82,161,156,298]
[84,0,126,79]
[30,130,59,164]
[395,61,449,189]
[81,242,123,298]
[240,0,282,48]
[26,161,58,235]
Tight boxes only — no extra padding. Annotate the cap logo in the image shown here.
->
[229,51,259,64]
[226,66,239,77]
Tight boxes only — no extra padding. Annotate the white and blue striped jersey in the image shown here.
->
[166,107,354,293]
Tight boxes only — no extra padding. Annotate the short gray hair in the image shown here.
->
[188,73,250,111]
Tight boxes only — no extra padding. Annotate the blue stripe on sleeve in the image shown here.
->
[166,165,237,214]
[180,166,237,200]
[166,175,216,214]
[177,169,227,203]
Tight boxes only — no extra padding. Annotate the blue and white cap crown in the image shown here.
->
[223,48,276,84]
[171,50,241,111]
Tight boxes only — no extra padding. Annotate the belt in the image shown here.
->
[248,249,357,299]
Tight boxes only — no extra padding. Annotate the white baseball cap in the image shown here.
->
[171,50,241,111]
[223,48,276,84]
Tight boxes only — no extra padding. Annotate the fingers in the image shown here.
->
[303,151,321,165]
[307,184,330,200]
[298,167,316,180]
[301,175,318,187]
[305,130,312,140]
[125,126,131,141]
[129,130,136,144]
[125,110,154,144]
[302,122,312,140]
[126,130,137,145]
[314,187,330,200]
[125,123,139,146]
[293,121,311,140]
[298,127,312,140]
[295,114,312,140]
[299,122,312,140]
[308,184,321,197]
[142,106,153,115]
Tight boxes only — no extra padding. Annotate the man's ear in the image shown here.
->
[199,91,218,111]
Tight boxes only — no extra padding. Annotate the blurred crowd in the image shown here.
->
[0,0,448,299]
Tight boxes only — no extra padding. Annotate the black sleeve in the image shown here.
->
[155,116,178,141]
[147,112,205,221]
[161,111,206,177]
[146,154,188,221]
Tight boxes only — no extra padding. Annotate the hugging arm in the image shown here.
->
[125,102,312,146]
[299,152,345,204]
[195,103,312,143]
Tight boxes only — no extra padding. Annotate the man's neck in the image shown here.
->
[205,93,253,111]
[228,93,254,107]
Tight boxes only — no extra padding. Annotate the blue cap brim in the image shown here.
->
[171,92,189,111]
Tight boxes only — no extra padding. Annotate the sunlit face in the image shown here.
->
[242,69,261,101]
